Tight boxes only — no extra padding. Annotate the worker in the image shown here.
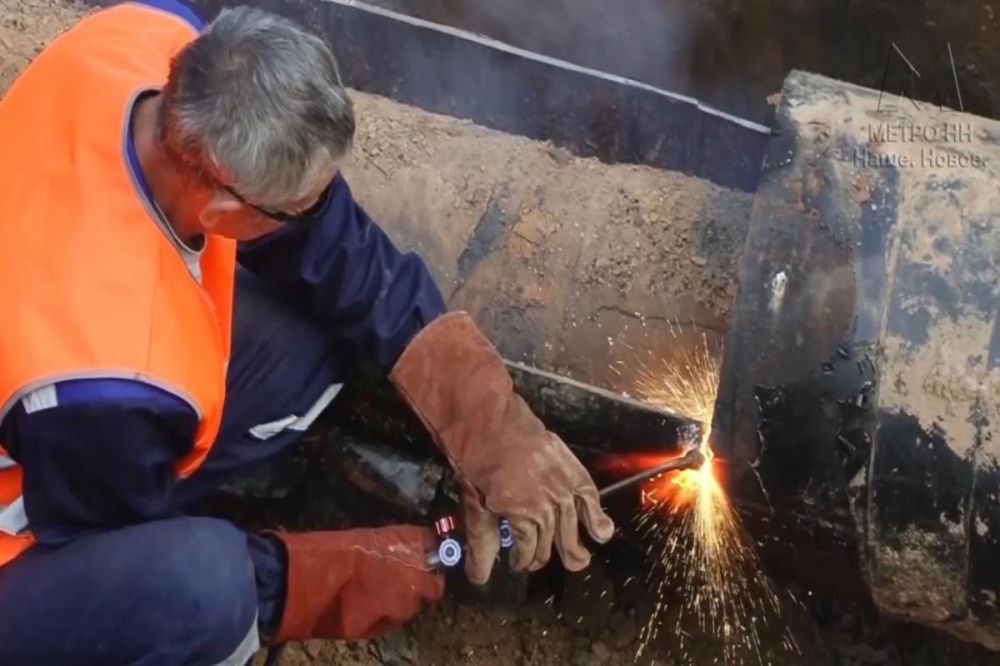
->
[0,2,615,664]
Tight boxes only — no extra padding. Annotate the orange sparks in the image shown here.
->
[628,328,799,664]
[641,444,720,511]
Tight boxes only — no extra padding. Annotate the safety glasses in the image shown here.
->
[224,179,333,223]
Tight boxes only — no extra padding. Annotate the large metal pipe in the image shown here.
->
[713,70,1000,648]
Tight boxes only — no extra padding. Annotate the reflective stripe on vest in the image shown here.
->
[0,2,236,567]
[0,497,28,537]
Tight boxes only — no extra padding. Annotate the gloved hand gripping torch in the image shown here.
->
[427,446,705,568]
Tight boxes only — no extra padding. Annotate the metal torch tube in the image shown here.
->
[598,448,705,499]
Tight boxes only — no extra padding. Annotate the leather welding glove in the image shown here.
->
[269,526,444,642]
[390,312,616,584]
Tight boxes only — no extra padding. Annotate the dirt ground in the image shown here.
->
[0,0,80,90]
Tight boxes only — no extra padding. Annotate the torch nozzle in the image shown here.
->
[599,447,706,499]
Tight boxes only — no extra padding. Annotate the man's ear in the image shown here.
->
[199,190,243,229]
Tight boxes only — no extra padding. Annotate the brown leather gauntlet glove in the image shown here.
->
[390,312,615,584]
[270,526,444,642]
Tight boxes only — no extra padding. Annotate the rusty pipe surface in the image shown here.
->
[712,71,1000,645]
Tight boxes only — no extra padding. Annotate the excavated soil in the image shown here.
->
[0,0,81,90]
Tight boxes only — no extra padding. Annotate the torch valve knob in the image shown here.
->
[437,537,463,567]
[499,519,514,548]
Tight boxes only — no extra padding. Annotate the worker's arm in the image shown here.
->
[0,380,194,544]
[237,173,447,369]
[0,379,289,634]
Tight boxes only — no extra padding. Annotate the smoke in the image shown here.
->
[373,0,998,124]
[385,0,702,96]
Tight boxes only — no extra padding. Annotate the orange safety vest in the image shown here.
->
[0,3,235,565]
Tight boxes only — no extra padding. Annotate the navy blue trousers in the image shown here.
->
[0,272,346,665]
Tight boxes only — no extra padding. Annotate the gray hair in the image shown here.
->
[161,6,354,207]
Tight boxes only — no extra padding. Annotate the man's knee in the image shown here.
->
[134,518,260,663]
[0,518,259,666]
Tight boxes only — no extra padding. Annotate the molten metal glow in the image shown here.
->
[629,330,798,664]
